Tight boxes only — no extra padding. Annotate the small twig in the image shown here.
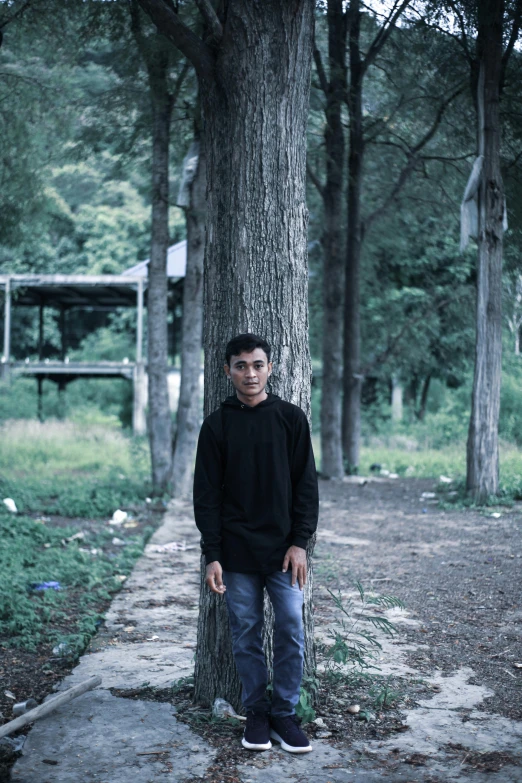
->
[490,648,510,659]
[136,750,170,756]
[504,668,516,679]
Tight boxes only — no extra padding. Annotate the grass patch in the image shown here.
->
[0,418,151,517]
[0,509,154,655]
[0,417,158,657]
[312,432,522,502]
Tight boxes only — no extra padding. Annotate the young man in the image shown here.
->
[193,333,319,753]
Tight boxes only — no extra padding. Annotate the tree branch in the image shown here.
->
[363,0,411,74]
[361,298,450,376]
[501,0,522,90]
[364,84,464,233]
[313,40,329,96]
[194,0,223,42]
[137,0,215,82]
[0,0,32,30]
[446,0,471,61]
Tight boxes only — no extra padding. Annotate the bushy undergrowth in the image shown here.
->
[0,509,152,654]
[0,418,151,517]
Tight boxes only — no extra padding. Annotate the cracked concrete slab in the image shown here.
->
[11,690,212,783]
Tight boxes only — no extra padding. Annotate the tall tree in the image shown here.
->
[171,130,205,497]
[131,2,189,493]
[448,0,522,501]
[342,0,412,472]
[138,0,315,708]
[310,0,347,479]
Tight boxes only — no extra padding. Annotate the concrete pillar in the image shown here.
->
[136,278,144,364]
[391,374,403,422]
[133,362,147,435]
[1,276,11,380]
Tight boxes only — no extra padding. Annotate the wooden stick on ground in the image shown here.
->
[0,676,102,739]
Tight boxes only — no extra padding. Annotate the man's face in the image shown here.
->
[225,348,272,399]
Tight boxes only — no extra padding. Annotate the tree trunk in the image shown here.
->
[416,372,432,422]
[342,0,364,473]
[147,49,174,494]
[391,373,404,422]
[171,137,206,497]
[193,0,315,709]
[466,0,504,503]
[319,0,346,480]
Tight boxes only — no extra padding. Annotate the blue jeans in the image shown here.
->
[223,570,304,717]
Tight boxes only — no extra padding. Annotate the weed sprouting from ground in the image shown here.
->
[321,582,404,678]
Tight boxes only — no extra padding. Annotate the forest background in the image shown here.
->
[1,0,522,501]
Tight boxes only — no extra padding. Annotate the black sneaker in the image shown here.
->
[242,711,272,751]
[270,714,312,753]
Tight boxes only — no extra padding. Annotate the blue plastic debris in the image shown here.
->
[30,581,62,591]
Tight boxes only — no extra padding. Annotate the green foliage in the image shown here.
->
[0,509,151,653]
[321,583,404,682]
[295,677,319,724]
[0,419,151,517]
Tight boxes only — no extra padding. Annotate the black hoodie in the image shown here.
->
[193,393,319,574]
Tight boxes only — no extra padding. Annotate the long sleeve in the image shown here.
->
[193,417,224,564]
[290,410,319,549]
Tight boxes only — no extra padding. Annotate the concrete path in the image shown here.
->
[12,487,522,783]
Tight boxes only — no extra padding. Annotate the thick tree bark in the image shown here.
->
[342,0,364,473]
[466,0,504,503]
[195,1,315,709]
[316,0,346,479]
[171,139,206,497]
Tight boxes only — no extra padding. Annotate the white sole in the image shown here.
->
[241,737,272,751]
[270,729,312,753]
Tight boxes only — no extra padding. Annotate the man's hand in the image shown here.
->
[206,561,226,595]
[282,545,307,590]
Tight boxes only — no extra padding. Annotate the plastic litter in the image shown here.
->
[149,541,196,553]
[52,642,74,658]
[2,498,17,514]
[439,475,453,484]
[4,691,15,700]
[12,699,37,717]
[420,492,436,499]
[64,531,85,543]
[30,581,61,592]
[111,537,127,546]
[490,512,502,519]
[109,509,128,526]
[212,698,246,721]
[0,736,25,757]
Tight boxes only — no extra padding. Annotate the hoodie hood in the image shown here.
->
[222,393,280,409]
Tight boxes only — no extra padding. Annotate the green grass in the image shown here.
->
[0,416,156,655]
[312,434,522,502]
[0,418,151,517]
[0,509,153,654]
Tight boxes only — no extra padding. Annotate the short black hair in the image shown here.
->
[225,333,271,365]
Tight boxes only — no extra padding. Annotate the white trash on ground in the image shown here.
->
[439,475,453,484]
[109,509,128,526]
[148,541,197,553]
[212,698,246,721]
[2,498,17,514]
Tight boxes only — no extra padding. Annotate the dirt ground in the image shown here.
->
[3,477,522,782]
[320,477,522,721]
